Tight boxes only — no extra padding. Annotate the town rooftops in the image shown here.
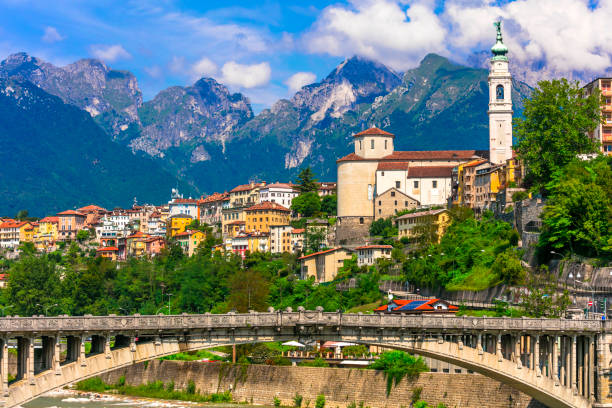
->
[246,201,291,212]
[337,150,483,163]
[463,159,489,168]
[298,247,351,260]
[263,182,295,189]
[377,161,410,171]
[127,231,149,239]
[395,209,447,220]
[171,198,198,204]
[227,220,246,225]
[291,228,305,234]
[336,153,365,163]
[0,221,28,228]
[77,204,107,212]
[57,210,85,216]
[199,192,229,204]
[407,166,455,178]
[175,229,202,238]
[97,246,119,251]
[353,127,394,137]
[355,245,393,250]
[230,182,266,193]
[168,214,193,219]
[39,216,59,223]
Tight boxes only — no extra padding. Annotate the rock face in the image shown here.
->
[0,52,142,139]
[132,78,253,158]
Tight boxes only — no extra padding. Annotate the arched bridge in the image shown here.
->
[0,309,610,408]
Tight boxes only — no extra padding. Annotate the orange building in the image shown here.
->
[245,201,291,233]
[57,210,86,241]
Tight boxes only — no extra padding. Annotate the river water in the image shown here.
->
[23,391,257,408]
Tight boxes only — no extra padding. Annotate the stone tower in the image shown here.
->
[488,21,513,164]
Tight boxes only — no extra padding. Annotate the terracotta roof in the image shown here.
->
[382,150,480,161]
[230,182,266,193]
[168,214,193,219]
[263,182,295,190]
[336,153,365,163]
[395,209,447,220]
[144,236,165,243]
[463,159,489,168]
[377,161,410,171]
[39,216,59,223]
[298,247,351,260]
[353,127,394,137]
[355,245,393,250]
[407,166,455,178]
[57,210,85,216]
[246,201,290,212]
[97,246,119,251]
[199,192,230,204]
[127,231,149,239]
[77,204,107,212]
[171,198,198,204]
[0,221,29,228]
[227,220,246,225]
[291,228,305,234]
[175,229,202,238]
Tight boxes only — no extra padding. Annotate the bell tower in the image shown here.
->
[488,21,513,164]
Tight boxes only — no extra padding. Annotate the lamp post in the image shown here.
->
[167,293,173,315]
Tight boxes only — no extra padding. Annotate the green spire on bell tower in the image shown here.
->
[491,21,509,62]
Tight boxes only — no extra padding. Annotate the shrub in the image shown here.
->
[511,191,529,202]
[186,380,196,394]
[116,376,126,387]
[299,357,329,367]
[293,393,303,408]
[411,387,423,403]
[166,381,174,392]
[370,351,428,396]
[274,396,281,407]
[315,394,325,408]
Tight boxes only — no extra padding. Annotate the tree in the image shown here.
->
[520,270,571,318]
[321,194,337,215]
[15,209,29,220]
[538,156,612,259]
[491,249,525,285]
[515,78,601,193]
[76,229,90,242]
[291,192,321,217]
[227,270,270,313]
[295,167,318,194]
[304,228,326,253]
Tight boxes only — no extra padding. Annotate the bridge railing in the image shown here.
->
[0,310,606,334]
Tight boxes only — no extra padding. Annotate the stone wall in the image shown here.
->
[100,360,546,408]
[335,216,371,246]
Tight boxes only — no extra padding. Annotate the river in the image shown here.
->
[23,391,263,408]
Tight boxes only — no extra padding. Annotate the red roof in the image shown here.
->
[463,159,488,168]
[298,247,349,260]
[57,210,85,216]
[263,182,295,189]
[97,246,119,252]
[199,192,230,204]
[77,204,107,212]
[355,245,393,250]
[246,201,291,212]
[353,127,394,137]
[382,150,480,161]
[175,229,202,238]
[230,182,266,193]
[336,153,365,163]
[171,198,198,204]
[127,231,149,239]
[291,228,305,234]
[377,161,410,171]
[374,299,458,312]
[39,216,59,223]
[227,220,246,225]
[407,166,455,178]
[0,221,29,229]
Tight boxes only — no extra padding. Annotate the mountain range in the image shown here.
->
[0,52,532,216]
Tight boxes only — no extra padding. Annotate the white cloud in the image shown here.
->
[89,44,131,62]
[303,0,612,83]
[144,65,162,78]
[285,72,317,93]
[220,61,271,88]
[168,56,186,74]
[303,0,448,71]
[42,26,65,43]
[191,57,218,79]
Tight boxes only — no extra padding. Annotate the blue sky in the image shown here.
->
[0,0,610,112]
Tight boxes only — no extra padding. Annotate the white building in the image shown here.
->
[355,245,393,267]
[169,198,199,218]
[258,183,298,209]
[488,21,513,164]
[270,225,293,253]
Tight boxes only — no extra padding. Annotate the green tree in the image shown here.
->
[369,350,428,396]
[15,209,29,220]
[515,78,601,193]
[520,270,571,318]
[491,249,525,285]
[304,228,326,253]
[538,156,612,259]
[76,229,90,242]
[227,270,270,312]
[320,194,337,215]
[291,192,321,217]
[295,167,319,194]
[17,241,36,256]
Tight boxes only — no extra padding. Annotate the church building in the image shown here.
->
[335,21,513,244]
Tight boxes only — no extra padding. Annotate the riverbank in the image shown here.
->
[98,360,545,408]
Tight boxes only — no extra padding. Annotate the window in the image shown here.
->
[378,209,381,215]
[405,201,408,206]
[378,200,381,205]
[381,171,384,176]
[384,139,388,149]
[395,181,400,189]
[413,181,419,188]
[359,140,362,150]
[370,139,375,149]
[394,200,397,206]
[432,180,438,188]
[496,85,504,100]
[359,217,364,225]
[391,191,395,197]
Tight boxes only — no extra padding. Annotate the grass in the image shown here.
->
[75,376,232,403]
[159,349,228,362]
[445,265,502,291]
[346,300,384,314]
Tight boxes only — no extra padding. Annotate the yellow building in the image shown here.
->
[175,230,206,256]
[245,201,291,233]
[298,247,354,283]
[229,182,266,207]
[395,209,450,243]
[167,214,193,237]
[0,221,33,249]
[230,232,269,258]
[35,216,59,250]
[222,208,245,237]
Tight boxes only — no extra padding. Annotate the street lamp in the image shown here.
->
[167,293,173,315]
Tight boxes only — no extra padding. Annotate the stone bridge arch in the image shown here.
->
[0,311,605,408]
